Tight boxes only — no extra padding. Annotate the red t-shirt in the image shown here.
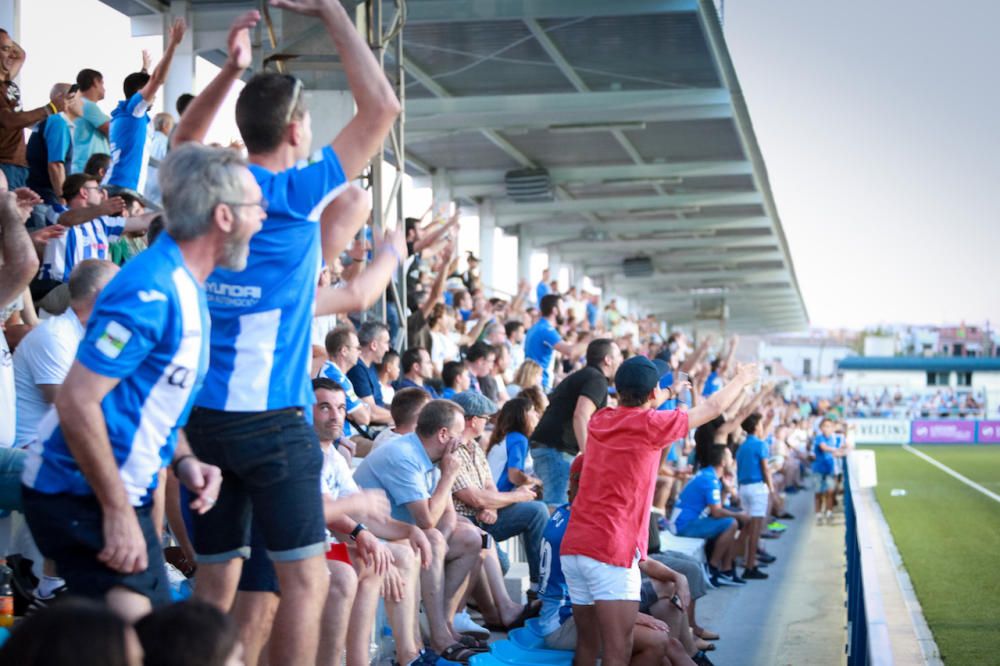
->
[560,406,688,568]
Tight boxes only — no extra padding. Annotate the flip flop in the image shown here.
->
[695,628,720,641]
[438,643,479,663]
[456,635,489,652]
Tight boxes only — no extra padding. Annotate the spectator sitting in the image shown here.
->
[135,599,240,666]
[464,340,496,398]
[372,386,431,450]
[504,319,526,373]
[83,152,112,183]
[506,358,542,399]
[490,343,512,405]
[353,400,485,662]
[71,68,111,175]
[517,383,549,415]
[348,320,393,425]
[318,327,373,460]
[441,359,469,400]
[485,396,541,493]
[450,390,549,612]
[105,19,185,194]
[394,346,440,398]
[26,83,79,210]
[376,348,400,405]
[0,597,144,665]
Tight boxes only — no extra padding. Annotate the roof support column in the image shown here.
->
[478,198,497,297]
[517,225,534,288]
[164,0,195,118]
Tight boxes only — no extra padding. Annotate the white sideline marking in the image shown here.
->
[902,444,1000,504]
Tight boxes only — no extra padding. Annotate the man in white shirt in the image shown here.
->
[14,259,118,446]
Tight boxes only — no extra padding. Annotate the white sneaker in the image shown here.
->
[815,512,824,524]
[453,610,490,638]
[825,510,833,523]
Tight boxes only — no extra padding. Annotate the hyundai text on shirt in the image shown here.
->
[195,146,347,413]
[22,234,209,506]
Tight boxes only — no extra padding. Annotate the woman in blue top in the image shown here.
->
[486,397,542,492]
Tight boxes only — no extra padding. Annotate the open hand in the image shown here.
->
[226,10,260,70]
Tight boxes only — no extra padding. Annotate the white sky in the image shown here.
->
[13,0,997,330]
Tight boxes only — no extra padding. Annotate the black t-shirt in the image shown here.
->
[530,365,609,455]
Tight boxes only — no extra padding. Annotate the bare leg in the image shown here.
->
[420,528,459,653]
[442,523,481,629]
[385,542,422,666]
[572,605,600,666]
[648,580,695,657]
[316,560,357,666]
[106,586,152,624]
[630,623,668,666]
[594,600,640,666]
[194,559,243,611]
[664,636,696,665]
[745,517,762,569]
[269,555,331,666]
[232,591,279,666]
[346,559,384,666]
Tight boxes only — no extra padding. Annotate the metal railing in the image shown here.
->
[844,455,894,665]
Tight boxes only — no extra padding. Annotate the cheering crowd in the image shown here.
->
[0,2,857,665]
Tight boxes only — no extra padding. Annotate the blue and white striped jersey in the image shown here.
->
[22,234,210,506]
[39,216,126,283]
[194,146,347,413]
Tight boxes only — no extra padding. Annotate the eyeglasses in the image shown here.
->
[223,198,268,213]
[283,76,304,126]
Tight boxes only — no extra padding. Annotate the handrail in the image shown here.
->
[845,454,895,665]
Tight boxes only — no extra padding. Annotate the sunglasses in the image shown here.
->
[283,76,304,126]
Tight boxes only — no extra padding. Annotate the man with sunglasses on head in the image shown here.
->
[172,3,401,665]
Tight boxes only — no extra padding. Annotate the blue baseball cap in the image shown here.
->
[615,356,660,397]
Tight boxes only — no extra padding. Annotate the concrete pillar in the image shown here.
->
[517,225,533,285]
[0,0,18,40]
[164,1,195,120]
[431,169,452,217]
[478,198,496,295]
[304,90,356,154]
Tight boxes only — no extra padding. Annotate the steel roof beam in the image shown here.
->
[522,216,772,245]
[405,0,698,23]
[496,191,761,224]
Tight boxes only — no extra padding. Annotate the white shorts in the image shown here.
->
[561,554,642,604]
[739,482,770,518]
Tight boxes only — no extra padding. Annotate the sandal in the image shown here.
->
[438,643,479,663]
[484,599,542,631]
[456,635,489,652]
[695,628,720,641]
[695,638,717,652]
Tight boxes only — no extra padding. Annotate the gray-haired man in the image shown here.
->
[20,143,264,622]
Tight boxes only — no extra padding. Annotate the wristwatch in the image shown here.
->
[350,523,367,541]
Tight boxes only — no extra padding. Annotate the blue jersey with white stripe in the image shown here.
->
[195,146,347,412]
[22,235,210,506]
[105,92,152,192]
[538,504,573,635]
[39,215,126,282]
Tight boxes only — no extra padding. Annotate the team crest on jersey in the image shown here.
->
[96,321,133,359]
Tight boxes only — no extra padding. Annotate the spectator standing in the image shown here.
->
[535,267,550,305]
[530,339,621,507]
[144,112,175,205]
[735,412,773,580]
[105,19,186,194]
[71,68,112,174]
[0,30,70,189]
[20,144,259,622]
[26,83,78,207]
[524,294,585,392]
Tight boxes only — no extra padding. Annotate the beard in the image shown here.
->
[220,231,251,271]
[555,315,565,326]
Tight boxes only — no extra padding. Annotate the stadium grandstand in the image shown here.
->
[0,1,990,665]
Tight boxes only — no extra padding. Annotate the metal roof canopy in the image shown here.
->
[107,0,808,334]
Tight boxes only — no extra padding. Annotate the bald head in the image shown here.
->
[50,83,71,102]
[68,260,118,305]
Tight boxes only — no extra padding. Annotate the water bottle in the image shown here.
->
[369,598,395,665]
[0,560,14,628]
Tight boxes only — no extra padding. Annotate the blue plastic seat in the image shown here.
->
[523,617,546,636]
[509,626,546,649]
[488,639,574,665]
[469,654,509,666]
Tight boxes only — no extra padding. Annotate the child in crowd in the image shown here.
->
[735,413,772,579]
[486,396,542,492]
[812,417,848,523]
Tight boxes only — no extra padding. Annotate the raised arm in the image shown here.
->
[687,363,759,429]
[171,12,258,147]
[315,227,406,316]
[412,212,459,255]
[680,334,713,373]
[139,18,187,102]
[57,197,125,228]
[270,0,400,179]
[0,191,39,308]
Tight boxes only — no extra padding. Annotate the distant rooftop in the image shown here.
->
[838,356,1000,372]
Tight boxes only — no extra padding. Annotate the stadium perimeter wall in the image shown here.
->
[848,418,1000,445]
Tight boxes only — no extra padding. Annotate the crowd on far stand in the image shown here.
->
[0,3,858,666]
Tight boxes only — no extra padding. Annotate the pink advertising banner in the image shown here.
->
[976,421,1000,444]
[910,420,976,444]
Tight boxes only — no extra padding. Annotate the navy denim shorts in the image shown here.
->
[185,407,326,563]
[21,487,171,606]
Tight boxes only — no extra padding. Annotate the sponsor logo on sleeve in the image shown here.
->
[138,289,168,303]
[95,321,132,359]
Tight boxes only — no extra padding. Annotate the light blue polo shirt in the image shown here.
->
[72,99,111,174]
[353,432,441,524]
[524,318,561,390]
[736,434,768,484]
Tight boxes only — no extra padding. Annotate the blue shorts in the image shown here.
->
[816,474,835,493]
[0,447,26,513]
[677,516,735,540]
[21,487,170,606]
[185,407,326,564]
